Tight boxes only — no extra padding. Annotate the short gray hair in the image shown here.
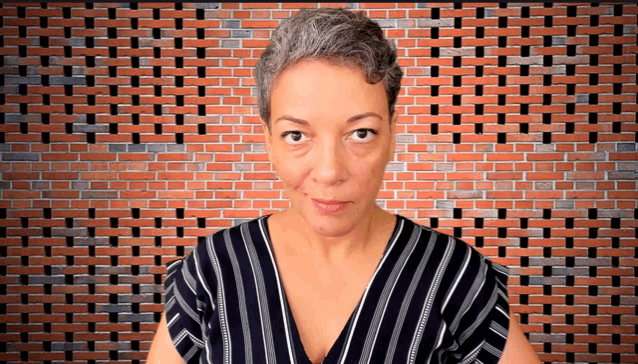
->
[254,7,404,132]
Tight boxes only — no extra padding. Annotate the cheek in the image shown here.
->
[355,153,385,178]
[275,159,308,192]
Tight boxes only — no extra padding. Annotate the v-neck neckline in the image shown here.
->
[262,213,402,364]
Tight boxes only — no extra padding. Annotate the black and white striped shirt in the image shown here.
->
[163,213,510,364]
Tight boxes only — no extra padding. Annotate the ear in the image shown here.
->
[387,111,398,162]
[259,118,274,162]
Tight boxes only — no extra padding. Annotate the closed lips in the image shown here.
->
[313,198,346,204]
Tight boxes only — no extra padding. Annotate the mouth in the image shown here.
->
[312,198,348,205]
[311,197,349,213]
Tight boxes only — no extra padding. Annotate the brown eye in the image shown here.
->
[282,131,305,144]
[351,129,377,142]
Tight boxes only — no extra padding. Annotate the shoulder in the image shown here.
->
[402,215,510,363]
[403,214,509,276]
[400,215,508,272]
[192,214,270,254]
[169,215,271,292]
[400,214,510,324]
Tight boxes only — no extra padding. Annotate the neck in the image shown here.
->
[281,205,392,264]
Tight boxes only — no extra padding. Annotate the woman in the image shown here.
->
[147,7,541,364]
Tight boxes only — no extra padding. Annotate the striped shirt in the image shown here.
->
[163,213,510,364]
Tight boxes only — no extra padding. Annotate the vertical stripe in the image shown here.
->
[224,228,253,364]
[449,257,488,335]
[431,320,448,364]
[207,234,232,364]
[259,217,297,364]
[408,235,456,364]
[164,214,510,364]
[441,243,471,312]
[359,223,421,364]
[193,240,218,364]
[241,220,277,364]
[383,227,438,364]
[336,218,405,364]
[427,244,472,363]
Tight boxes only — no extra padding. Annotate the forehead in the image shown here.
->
[270,60,388,124]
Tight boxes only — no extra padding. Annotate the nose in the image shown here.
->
[312,137,346,185]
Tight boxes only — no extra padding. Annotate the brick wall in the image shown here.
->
[1,2,637,363]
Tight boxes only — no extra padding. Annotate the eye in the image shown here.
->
[281,131,306,144]
[351,128,377,142]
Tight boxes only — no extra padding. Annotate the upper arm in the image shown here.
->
[156,248,211,364]
[497,313,541,364]
[446,248,511,364]
[146,312,187,364]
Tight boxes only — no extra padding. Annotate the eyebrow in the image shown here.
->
[274,112,382,126]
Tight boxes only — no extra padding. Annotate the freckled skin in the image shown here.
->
[260,59,398,255]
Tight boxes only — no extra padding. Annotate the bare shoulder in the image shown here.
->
[146,312,187,364]
[498,313,542,364]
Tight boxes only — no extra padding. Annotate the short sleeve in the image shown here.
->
[164,249,206,364]
[454,255,510,364]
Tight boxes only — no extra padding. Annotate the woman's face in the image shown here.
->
[262,59,397,237]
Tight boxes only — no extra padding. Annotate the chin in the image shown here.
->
[308,216,357,237]
[298,201,365,237]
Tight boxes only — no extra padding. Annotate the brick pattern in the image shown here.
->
[0,2,637,364]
